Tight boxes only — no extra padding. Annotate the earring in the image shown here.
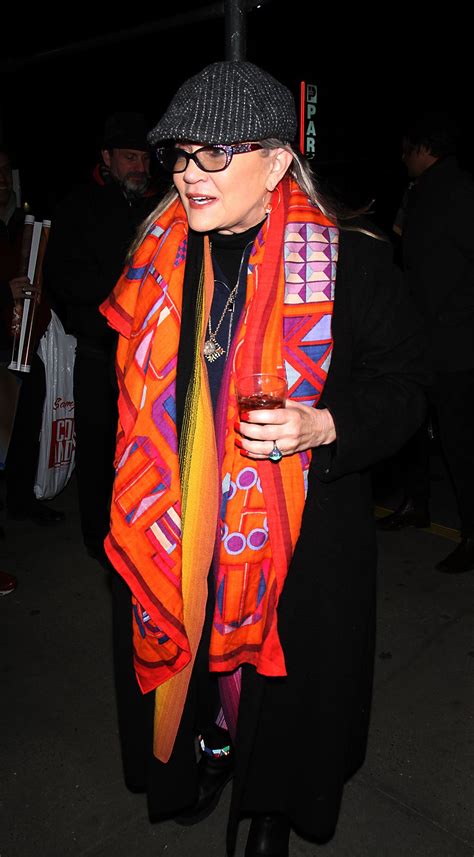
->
[265,185,281,215]
[264,188,274,214]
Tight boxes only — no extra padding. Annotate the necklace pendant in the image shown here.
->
[204,337,225,362]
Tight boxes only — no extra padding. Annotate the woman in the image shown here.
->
[101,61,427,857]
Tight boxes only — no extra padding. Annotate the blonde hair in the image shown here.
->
[128,140,381,259]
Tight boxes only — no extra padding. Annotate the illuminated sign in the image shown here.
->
[299,81,318,158]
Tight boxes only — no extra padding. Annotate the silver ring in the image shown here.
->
[268,441,283,462]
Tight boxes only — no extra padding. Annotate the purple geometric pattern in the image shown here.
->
[283,311,333,404]
[151,375,178,452]
[284,222,339,304]
[174,238,187,267]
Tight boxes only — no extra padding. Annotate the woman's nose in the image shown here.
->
[182,156,207,183]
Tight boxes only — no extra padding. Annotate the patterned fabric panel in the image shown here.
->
[284,222,338,304]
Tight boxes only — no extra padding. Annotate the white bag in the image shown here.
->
[34,310,76,500]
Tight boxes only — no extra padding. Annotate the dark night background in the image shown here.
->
[1,1,469,235]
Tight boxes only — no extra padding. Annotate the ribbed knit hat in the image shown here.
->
[148,61,297,147]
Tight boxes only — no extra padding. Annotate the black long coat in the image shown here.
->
[226,224,428,848]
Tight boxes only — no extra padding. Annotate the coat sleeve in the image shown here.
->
[43,192,118,308]
[312,231,430,482]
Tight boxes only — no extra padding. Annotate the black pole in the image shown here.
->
[225,0,247,60]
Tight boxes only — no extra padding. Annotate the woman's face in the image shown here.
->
[172,142,289,235]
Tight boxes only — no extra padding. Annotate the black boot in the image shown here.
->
[245,814,291,857]
[376,498,430,531]
[175,731,234,826]
[435,537,474,573]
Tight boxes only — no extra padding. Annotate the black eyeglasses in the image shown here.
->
[156,143,263,174]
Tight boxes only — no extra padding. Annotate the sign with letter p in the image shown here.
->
[299,81,318,158]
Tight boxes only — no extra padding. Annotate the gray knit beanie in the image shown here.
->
[148,61,297,147]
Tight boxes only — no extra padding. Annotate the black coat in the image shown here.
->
[402,156,474,371]
[227,224,428,848]
[43,172,160,348]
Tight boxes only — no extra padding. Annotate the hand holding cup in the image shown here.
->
[235,373,336,459]
[235,373,287,462]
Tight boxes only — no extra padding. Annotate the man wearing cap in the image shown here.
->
[44,112,162,565]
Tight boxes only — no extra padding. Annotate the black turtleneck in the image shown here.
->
[175,219,266,440]
[206,219,265,411]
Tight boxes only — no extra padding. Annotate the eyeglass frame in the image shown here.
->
[156,142,264,173]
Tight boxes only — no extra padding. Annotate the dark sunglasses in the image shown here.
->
[156,143,263,174]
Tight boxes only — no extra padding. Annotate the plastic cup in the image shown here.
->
[235,373,288,418]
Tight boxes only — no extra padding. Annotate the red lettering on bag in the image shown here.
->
[49,418,76,468]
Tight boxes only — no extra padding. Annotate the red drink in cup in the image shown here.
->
[236,374,288,418]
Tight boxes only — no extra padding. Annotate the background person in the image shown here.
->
[100,62,428,857]
[1,145,63,526]
[377,111,474,574]
[44,112,162,564]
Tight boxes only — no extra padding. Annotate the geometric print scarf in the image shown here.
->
[100,177,337,760]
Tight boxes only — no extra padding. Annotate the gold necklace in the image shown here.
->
[203,240,252,363]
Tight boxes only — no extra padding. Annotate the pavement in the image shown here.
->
[1,452,473,857]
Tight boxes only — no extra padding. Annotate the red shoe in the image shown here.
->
[0,570,17,596]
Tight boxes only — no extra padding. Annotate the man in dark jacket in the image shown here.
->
[44,113,162,564]
[1,144,63,526]
[378,112,474,573]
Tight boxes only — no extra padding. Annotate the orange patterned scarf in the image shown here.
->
[101,178,337,760]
